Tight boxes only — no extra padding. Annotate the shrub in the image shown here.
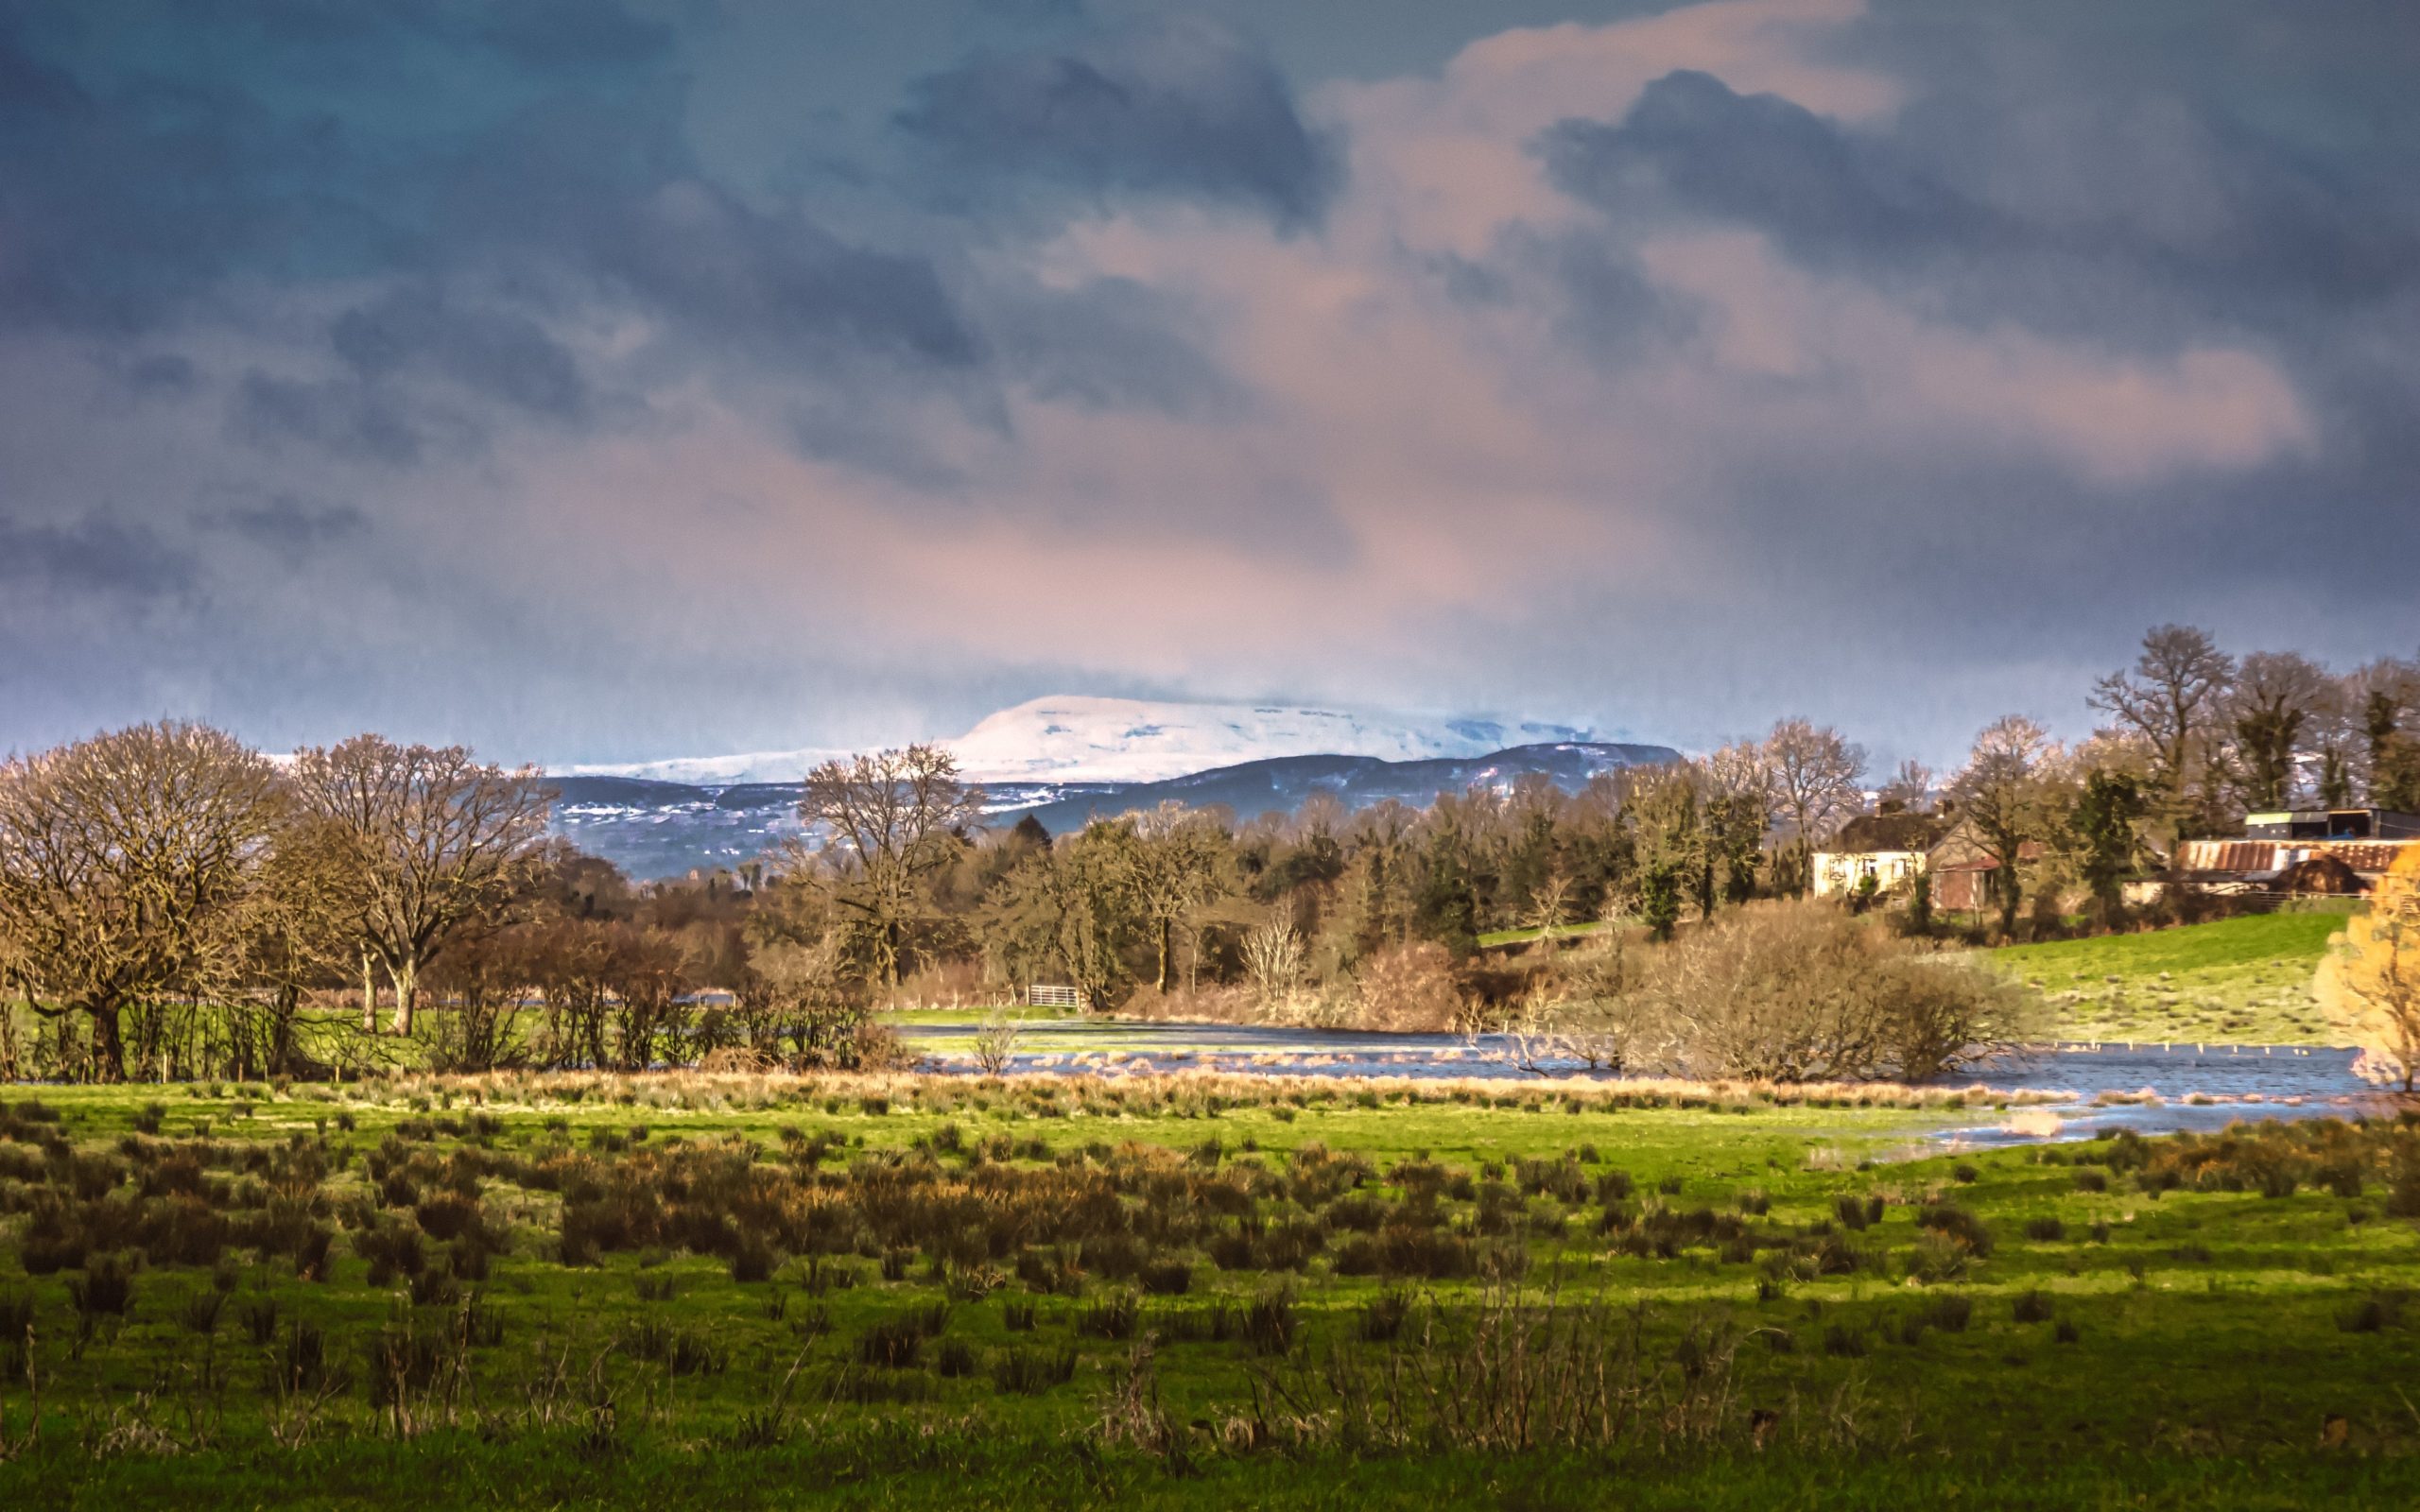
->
[2012,1289,2055,1324]
[1241,1287,1298,1356]
[0,1289,32,1344]
[355,1222,426,1286]
[1353,942,1466,1032]
[828,1365,934,1404]
[408,1267,458,1308]
[1917,1203,1995,1258]
[1323,1195,1385,1233]
[1613,900,2044,1080]
[991,1344,1079,1394]
[1359,1288,1412,1343]
[1079,1292,1140,1340]
[2318,1161,2363,1199]
[623,1323,726,1376]
[2338,1295,2402,1333]
[2024,1216,2066,1243]
[1924,1293,1973,1332]
[69,1256,134,1320]
[277,1320,329,1391]
[412,1194,481,1243]
[241,1296,280,1345]
[935,1337,978,1378]
[1907,1233,1972,1283]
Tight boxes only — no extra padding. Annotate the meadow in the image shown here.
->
[0,1069,2414,1508]
[1987,910,2358,1047]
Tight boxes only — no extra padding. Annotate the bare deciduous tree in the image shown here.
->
[231,816,365,1077]
[1243,919,1305,1008]
[795,745,981,988]
[1764,719,1865,894]
[972,1005,1024,1074]
[1129,803,1230,992]
[1527,868,1574,938]
[2227,650,2332,811]
[1879,759,1933,812]
[290,735,551,1038]
[0,722,281,1080]
[2088,624,2234,839]
[1948,715,2058,937]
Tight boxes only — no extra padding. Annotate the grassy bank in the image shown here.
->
[0,1073,2414,1506]
[1477,920,1610,949]
[1991,911,2358,1046]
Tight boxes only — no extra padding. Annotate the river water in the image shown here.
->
[900,1021,2393,1143]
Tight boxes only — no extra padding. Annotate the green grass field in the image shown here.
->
[1990,910,2359,1046]
[0,1072,2415,1507]
[1477,920,1610,949]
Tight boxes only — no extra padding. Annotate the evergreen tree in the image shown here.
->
[2071,769,2147,929]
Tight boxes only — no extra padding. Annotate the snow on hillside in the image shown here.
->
[946,697,1592,783]
[557,696,1598,786]
[557,747,850,786]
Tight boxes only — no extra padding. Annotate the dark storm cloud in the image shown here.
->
[0,510,194,597]
[0,1,984,399]
[203,496,370,564]
[115,352,199,399]
[330,286,587,421]
[898,18,1339,229]
[578,180,982,371]
[231,372,424,467]
[0,15,386,332]
[1535,60,2420,505]
[1,0,1291,498]
[467,0,675,70]
[5,0,2417,766]
[1542,67,2420,331]
[1545,71,1988,265]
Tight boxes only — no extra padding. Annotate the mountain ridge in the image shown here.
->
[547,738,1681,880]
[558,695,1616,787]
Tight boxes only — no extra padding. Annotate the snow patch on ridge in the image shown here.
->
[558,695,1602,786]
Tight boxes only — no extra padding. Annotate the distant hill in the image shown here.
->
[1000,741,1678,834]
[546,740,1678,880]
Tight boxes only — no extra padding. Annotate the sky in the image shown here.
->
[4,0,2417,772]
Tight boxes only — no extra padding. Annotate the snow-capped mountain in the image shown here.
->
[546,739,1681,880]
[543,695,1672,878]
[947,696,1599,784]
[558,696,1605,787]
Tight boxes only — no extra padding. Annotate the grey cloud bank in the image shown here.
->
[1,0,2414,769]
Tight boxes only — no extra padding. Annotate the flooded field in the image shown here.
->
[901,1019,2390,1143]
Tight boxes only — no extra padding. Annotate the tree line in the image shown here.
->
[1,623,2413,1082]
